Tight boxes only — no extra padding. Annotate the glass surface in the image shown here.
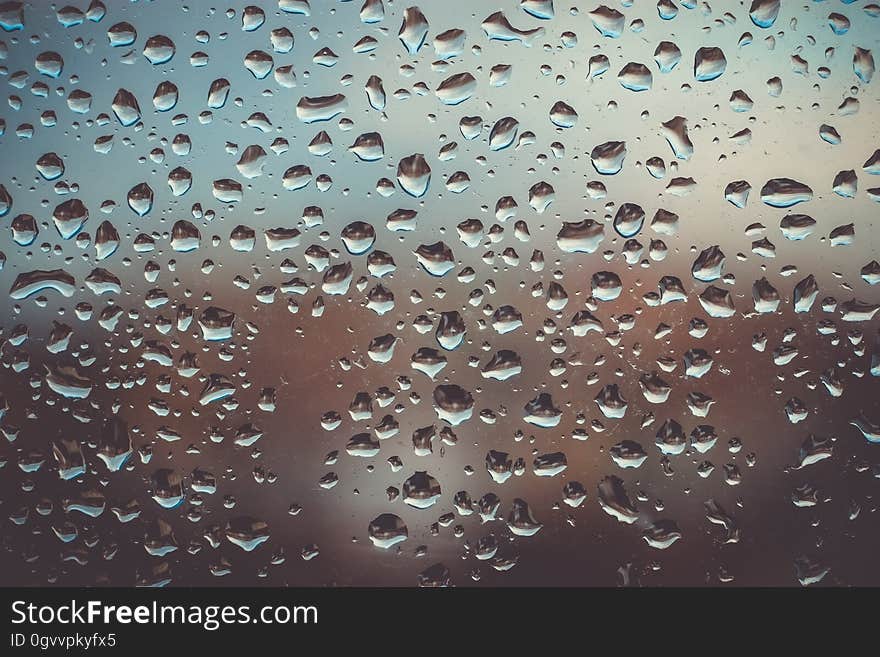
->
[0,0,878,586]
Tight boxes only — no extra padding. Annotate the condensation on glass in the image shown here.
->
[0,0,878,587]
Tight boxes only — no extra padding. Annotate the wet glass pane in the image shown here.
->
[0,0,878,587]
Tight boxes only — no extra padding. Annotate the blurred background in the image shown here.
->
[0,0,878,586]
